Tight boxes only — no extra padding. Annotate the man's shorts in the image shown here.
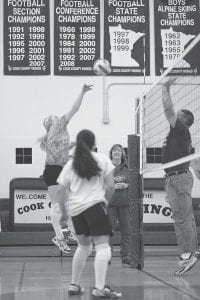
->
[43,164,63,187]
[72,202,113,237]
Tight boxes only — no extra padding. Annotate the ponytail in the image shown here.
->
[73,130,101,179]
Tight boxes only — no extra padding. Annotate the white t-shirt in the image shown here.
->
[57,152,114,217]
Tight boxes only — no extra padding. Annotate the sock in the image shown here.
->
[94,243,111,290]
[72,244,92,285]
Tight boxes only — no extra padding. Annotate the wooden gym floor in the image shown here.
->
[0,246,200,300]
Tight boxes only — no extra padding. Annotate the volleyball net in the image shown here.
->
[128,33,200,269]
[139,33,200,174]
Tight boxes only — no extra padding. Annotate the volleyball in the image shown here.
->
[93,59,112,76]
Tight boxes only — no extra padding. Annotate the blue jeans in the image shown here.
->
[165,171,198,254]
[108,206,131,259]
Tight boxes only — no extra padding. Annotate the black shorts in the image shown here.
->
[72,202,113,237]
[43,164,63,187]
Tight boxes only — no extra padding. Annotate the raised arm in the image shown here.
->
[62,84,93,124]
[162,78,177,128]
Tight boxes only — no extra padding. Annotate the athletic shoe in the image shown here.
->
[52,237,71,253]
[68,284,84,295]
[195,250,200,259]
[62,227,77,242]
[62,226,71,233]
[92,286,122,298]
[174,253,198,276]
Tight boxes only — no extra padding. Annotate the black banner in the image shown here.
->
[54,0,100,75]
[155,0,200,75]
[4,0,50,75]
[104,0,150,76]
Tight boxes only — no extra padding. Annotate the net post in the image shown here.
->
[128,134,144,270]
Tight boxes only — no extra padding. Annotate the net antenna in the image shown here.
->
[137,33,200,175]
[142,32,146,84]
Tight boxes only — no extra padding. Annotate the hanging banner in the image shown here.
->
[13,189,172,224]
[54,0,100,75]
[143,191,172,223]
[4,0,50,75]
[14,190,51,224]
[154,0,200,75]
[104,0,150,76]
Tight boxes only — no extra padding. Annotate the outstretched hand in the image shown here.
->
[82,84,93,93]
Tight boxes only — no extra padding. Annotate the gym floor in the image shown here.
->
[0,246,199,300]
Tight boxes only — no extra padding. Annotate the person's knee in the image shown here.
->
[95,243,111,262]
[173,210,193,224]
[120,225,131,235]
[78,244,93,257]
[172,211,183,223]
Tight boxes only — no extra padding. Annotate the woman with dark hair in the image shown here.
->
[56,130,122,298]
[108,144,131,265]
[40,84,93,253]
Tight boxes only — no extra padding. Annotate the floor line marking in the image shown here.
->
[141,269,200,300]
[18,262,26,292]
